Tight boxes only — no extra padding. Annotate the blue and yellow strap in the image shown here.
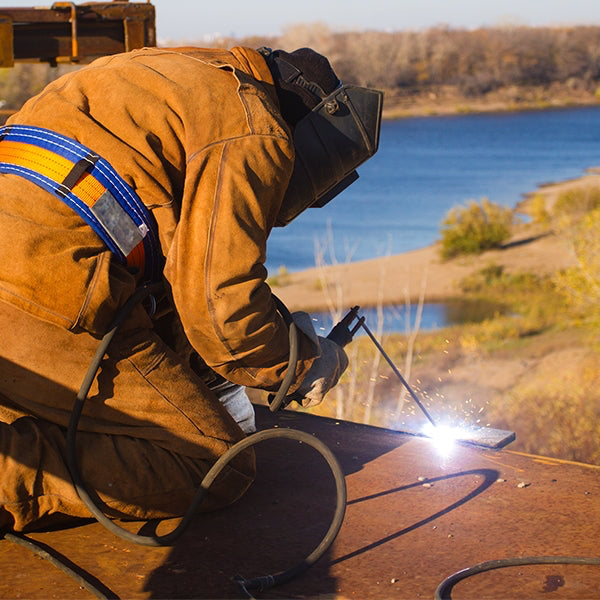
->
[0,124,162,281]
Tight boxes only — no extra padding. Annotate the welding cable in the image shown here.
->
[267,294,299,412]
[434,555,600,599]
[1,532,118,599]
[62,283,346,594]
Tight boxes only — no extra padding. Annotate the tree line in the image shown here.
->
[217,24,600,95]
[1,24,600,112]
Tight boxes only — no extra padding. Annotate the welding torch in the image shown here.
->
[269,305,363,411]
[271,305,437,428]
[331,306,436,427]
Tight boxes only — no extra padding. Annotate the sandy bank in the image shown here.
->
[271,232,575,313]
[271,170,600,313]
[381,84,600,120]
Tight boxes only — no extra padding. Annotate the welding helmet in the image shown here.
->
[260,47,384,227]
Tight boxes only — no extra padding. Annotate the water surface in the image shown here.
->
[266,106,600,273]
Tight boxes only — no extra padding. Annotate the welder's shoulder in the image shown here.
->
[120,46,253,80]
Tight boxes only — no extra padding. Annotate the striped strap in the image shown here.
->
[0,124,161,281]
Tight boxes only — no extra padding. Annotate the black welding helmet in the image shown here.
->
[260,47,384,227]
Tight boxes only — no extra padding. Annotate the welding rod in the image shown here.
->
[359,319,437,428]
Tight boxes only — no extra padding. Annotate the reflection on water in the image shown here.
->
[311,299,507,335]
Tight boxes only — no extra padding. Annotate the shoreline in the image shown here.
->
[271,169,600,314]
[269,100,600,315]
[380,84,600,120]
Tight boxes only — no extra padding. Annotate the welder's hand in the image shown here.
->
[295,336,349,407]
[291,311,320,353]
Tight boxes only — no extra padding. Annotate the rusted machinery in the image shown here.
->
[0,1,156,67]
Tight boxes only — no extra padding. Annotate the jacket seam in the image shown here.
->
[238,83,255,134]
[186,131,288,166]
[0,284,74,328]
[204,141,258,383]
[74,252,106,331]
[126,356,208,438]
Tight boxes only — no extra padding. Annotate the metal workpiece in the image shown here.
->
[1,406,598,599]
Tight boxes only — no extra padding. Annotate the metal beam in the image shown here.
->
[0,2,156,67]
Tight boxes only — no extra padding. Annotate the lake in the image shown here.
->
[310,298,510,336]
[265,106,600,274]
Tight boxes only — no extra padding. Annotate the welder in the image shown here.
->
[0,45,382,532]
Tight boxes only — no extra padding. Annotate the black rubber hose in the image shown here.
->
[267,295,299,412]
[2,532,117,599]
[64,284,346,593]
[223,428,347,596]
[435,555,600,599]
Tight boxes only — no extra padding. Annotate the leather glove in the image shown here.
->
[292,312,349,408]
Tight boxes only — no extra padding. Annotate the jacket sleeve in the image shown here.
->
[163,133,318,390]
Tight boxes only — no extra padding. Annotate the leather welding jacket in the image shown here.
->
[0,46,317,391]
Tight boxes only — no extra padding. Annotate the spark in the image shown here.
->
[422,422,469,457]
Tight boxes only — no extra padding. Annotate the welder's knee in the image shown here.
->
[0,411,256,532]
[0,414,95,532]
[182,445,257,513]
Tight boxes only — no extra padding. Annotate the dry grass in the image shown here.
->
[487,353,600,464]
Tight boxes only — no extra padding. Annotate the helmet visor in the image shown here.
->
[276,85,383,227]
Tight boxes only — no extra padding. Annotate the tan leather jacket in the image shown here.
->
[0,46,318,390]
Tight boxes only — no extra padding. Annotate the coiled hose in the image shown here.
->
[63,283,346,596]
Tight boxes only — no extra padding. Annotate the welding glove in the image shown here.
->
[293,312,349,408]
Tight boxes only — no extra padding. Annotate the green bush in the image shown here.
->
[460,263,503,293]
[526,193,551,225]
[439,198,514,259]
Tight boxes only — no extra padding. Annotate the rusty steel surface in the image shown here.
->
[1,405,599,599]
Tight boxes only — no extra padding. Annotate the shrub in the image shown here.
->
[486,358,600,465]
[526,193,551,226]
[460,262,545,295]
[266,265,290,287]
[439,198,514,259]
[554,207,600,334]
[554,186,600,221]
